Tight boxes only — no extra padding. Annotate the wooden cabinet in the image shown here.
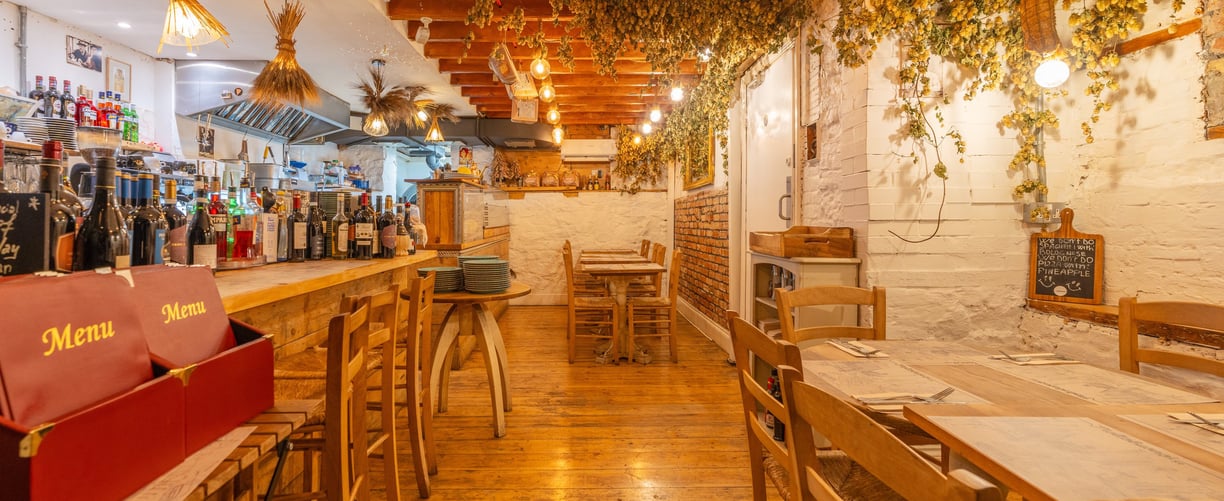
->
[415,179,508,249]
[750,252,861,337]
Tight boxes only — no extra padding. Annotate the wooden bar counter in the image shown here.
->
[215,252,440,360]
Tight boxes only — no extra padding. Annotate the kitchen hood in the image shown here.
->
[175,60,351,144]
[324,115,558,150]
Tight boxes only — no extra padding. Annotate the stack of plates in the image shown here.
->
[458,255,499,265]
[15,117,48,144]
[44,117,77,150]
[418,266,464,293]
[462,259,510,294]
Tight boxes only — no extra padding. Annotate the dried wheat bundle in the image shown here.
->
[357,67,412,125]
[251,0,319,106]
[425,103,461,124]
[158,0,231,54]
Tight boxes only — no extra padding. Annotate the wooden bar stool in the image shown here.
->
[385,273,438,496]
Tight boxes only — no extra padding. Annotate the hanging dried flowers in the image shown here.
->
[251,0,319,106]
[356,64,432,131]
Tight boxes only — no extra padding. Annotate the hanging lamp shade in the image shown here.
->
[158,0,231,54]
[425,116,445,142]
[538,81,556,103]
[530,57,551,80]
[545,108,561,125]
[363,114,389,137]
[1020,0,1059,53]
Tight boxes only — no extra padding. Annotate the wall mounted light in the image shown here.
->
[670,86,684,102]
[158,0,231,53]
[546,107,561,125]
[649,107,662,123]
[1034,57,1070,88]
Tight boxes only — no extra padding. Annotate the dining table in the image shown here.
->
[417,282,532,438]
[577,255,665,361]
[799,339,1224,500]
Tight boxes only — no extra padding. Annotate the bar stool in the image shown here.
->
[379,272,438,497]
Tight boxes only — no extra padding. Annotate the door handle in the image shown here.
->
[778,194,792,221]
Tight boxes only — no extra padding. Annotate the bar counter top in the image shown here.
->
[215,251,439,314]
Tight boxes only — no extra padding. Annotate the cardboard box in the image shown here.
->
[0,270,186,501]
[131,266,274,453]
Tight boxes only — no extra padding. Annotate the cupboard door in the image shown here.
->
[422,189,457,245]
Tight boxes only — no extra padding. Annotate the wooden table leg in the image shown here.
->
[469,305,507,437]
[605,277,633,359]
[473,303,512,412]
[431,304,461,414]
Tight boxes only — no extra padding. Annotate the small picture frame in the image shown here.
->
[106,58,132,98]
[66,35,103,72]
[683,127,715,190]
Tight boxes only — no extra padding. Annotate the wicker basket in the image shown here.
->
[1021,0,1060,53]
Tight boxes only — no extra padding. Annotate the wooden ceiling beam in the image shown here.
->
[461,86,672,99]
[407,20,575,41]
[455,75,680,91]
[478,111,642,125]
[441,59,701,76]
[426,42,649,60]
[388,0,561,21]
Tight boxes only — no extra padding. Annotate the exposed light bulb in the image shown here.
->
[362,114,389,137]
[670,86,684,102]
[632,134,643,145]
[1034,58,1070,88]
[415,17,432,44]
[546,108,561,124]
[641,122,653,135]
[649,108,662,123]
[530,57,551,80]
[416,109,429,121]
[698,47,713,63]
[539,83,556,103]
[552,125,564,144]
[425,117,445,142]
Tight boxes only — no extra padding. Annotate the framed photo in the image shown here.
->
[683,127,715,190]
[106,58,132,98]
[197,126,215,159]
[66,35,103,72]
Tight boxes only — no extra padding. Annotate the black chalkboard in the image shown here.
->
[1028,208,1104,304]
[0,193,50,276]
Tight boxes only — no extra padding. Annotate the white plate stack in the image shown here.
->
[418,266,463,293]
[15,117,48,144]
[462,259,510,294]
[44,117,78,150]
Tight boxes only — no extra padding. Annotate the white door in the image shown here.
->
[737,44,797,315]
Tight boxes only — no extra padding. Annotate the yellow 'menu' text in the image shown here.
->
[42,321,116,357]
[162,301,207,324]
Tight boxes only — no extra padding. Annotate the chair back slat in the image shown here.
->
[324,304,372,500]
[1119,297,1224,377]
[779,365,1001,501]
[776,286,886,344]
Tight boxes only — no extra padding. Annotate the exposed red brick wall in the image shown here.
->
[1206,0,1224,131]
[674,189,730,326]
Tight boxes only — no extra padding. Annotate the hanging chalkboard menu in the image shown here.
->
[1028,208,1104,304]
[0,193,50,276]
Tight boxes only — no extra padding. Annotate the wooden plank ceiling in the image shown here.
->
[387,0,701,126]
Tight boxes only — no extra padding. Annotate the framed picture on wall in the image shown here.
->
[106,58,132,98]
[683,127,715,190]
[65,35,103,72]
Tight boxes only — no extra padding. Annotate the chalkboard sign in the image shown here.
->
[0,193,50,276]
[1028,208,1104,304]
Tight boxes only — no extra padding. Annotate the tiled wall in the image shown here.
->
[674,189,730,325]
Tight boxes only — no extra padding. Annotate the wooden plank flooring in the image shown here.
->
[370,305,776,500]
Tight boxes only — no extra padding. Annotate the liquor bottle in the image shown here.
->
[351,191,375,260]
[275,190,289,262]
[130,173,167,266]
[95,90,109,129]
[77,87,97,127]
[306,193,325,260]
[207,177,228,261]
[257,187,277,263]
[163,178,189,264]
[59,80,74,121]
[225,186,243,259]
[331,195,349,259]
[112,93,125,134]
[403,201,417,255]
[244,186,265,261]
[73,157,130,270]
[45,77,61,119]
[105,92,120,131]
[30,76,45,116]
[39,141,77,272]
[186,176,217,270]
[286,192,307,262]
[394,204,411,256]
[378,195,397,259]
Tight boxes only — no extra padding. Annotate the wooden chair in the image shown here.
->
[627,249,682,363]
[564,240,610,297]
[639,238,651,257]
[778,364,1003,501]
[628,242,667,297]
[1118,297,1224,378]
[269,305,373,501]
[727,310,803,500]
[775,286,886,345]
[564,245,619,363]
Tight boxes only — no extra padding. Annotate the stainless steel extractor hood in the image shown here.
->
[176,60,351,144]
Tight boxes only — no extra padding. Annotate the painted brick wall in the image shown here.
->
[674,189,730,325]
[1205,0,1224,129]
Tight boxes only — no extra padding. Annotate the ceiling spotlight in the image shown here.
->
[415,17,432,44]
[641,122,653,135]
[530,57,551,80]
[649,107,662,123]
[546,108,561,125]
[539,82,556,103]
[117,21,132,29]
[185,51,198,58]
[1034,57,1070,89]
[670,86,684,102]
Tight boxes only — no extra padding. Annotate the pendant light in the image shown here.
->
[539,79,556,103]
[649,107,662,123]
[1034,57,1070,88]
[670,86,684,102]
[546,107,561,125]
[425,115,445,142]
[641,122,653,135]
[552,125,564,145]
[530,56,551,80]
[363,114,389,137]
[158,0,231,54]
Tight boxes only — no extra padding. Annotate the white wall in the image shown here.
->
[509,191,671,305]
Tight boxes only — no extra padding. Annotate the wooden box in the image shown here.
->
[131,266,274,454]
[0,270,186,501]
[749,226,855,258]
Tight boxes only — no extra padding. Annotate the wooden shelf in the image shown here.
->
[499,186,664,199]
[3,138,41,153]
[755,296,778,310]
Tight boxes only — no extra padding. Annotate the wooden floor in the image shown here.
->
[369,305,774,500]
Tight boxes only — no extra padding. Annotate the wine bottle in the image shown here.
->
[369,192,382,257]
[60,80,74,122]
[30,76,45,117]
[286,192,307,262]
[275,190,289,262]
[254,187,276,263]
[207,177,227,262]
[331,195,349,259]
[186,176,217,270]
[307,193,325,260]
[403,201,417,255]
[351,191,374,260]
[162,178,189,264]
[378,195,397,259]
[73,157,130,270]
[130,173,167,266]
[394,204,411,257]
[46,77,61,119]
[38,141,77,272]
